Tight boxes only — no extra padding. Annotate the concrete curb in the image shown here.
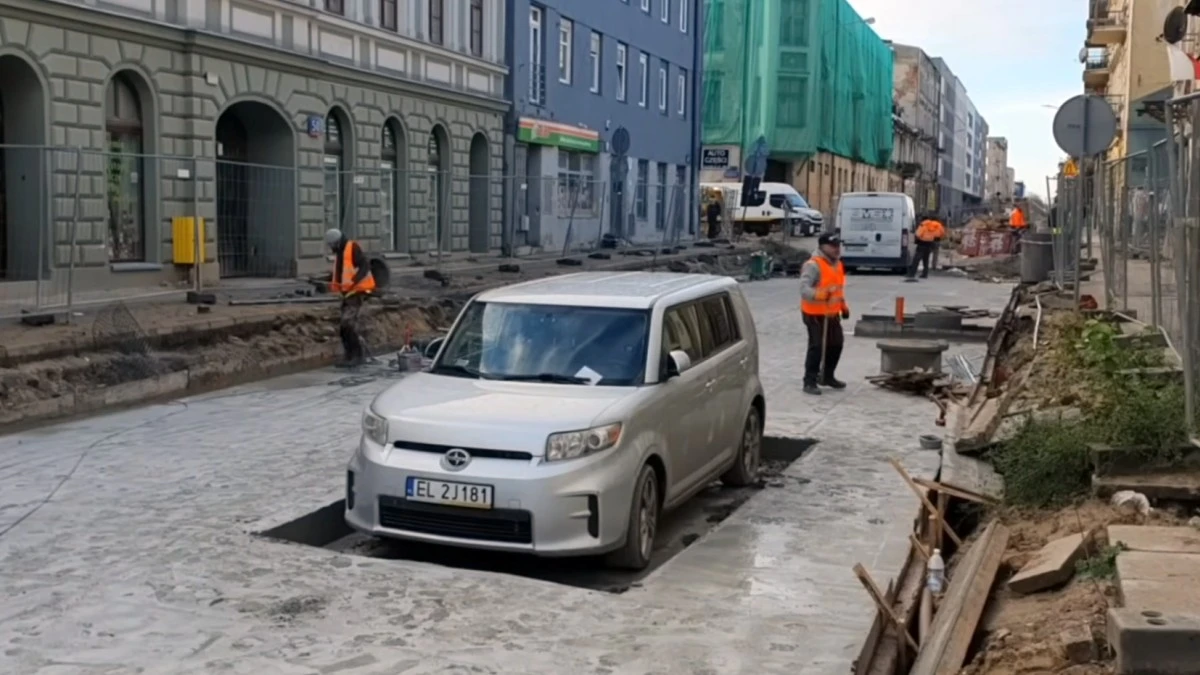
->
[0,245,758,430]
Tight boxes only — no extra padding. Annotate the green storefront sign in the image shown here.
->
[517,118,600,153]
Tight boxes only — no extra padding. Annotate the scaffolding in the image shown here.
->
[702,0,894,168]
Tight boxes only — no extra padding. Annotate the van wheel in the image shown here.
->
[722,407,762,487]
[606,464,659,570]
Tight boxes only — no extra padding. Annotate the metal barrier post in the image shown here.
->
[66,147,83,320]
[193,156,203,293]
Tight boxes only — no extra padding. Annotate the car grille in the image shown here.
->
[378,496,533,544]
[393,440,533,461]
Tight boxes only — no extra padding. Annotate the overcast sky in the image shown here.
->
[848,0,1084,197]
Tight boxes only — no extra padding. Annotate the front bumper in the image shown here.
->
[345,438,642,556]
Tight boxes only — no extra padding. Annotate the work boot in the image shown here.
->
[803,383,822,396]
[822,377,847,389]
[920,272,929,279]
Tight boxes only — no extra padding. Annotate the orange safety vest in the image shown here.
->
[800,256,848,317]
[1011,208,1027,229]
[331,240,376,294]
[916,219,945,243]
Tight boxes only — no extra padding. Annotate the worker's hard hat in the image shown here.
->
[324,228,343,248]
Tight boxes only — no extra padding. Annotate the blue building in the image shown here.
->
[505,0,702,249]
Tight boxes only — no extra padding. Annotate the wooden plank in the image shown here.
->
[913,477,1000,505]
[910,521,1010,675]
[854,563,920,651]
[889,457,963,547]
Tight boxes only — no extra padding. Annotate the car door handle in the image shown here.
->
[738,357,749,366]
[704,379,717,389]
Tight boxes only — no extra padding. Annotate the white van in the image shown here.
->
[701,182,824,237]
[834,192,916,273]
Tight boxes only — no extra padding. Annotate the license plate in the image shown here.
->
[405,477,494,509]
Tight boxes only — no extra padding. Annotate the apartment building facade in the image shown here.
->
[505,0,701,249]
[890,43,940,212]
[0,0,508,294]
[931,56,985,216]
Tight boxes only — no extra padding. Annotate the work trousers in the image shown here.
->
[908,241,935,278]
[802,313,844,387]
[339,293,366,364]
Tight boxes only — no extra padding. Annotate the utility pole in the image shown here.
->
[738,0,753,175]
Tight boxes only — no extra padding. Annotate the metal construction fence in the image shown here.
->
[1079,94,1200,434]
[0,144,726,321]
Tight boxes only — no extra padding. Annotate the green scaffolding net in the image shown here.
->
[702,0,894,168]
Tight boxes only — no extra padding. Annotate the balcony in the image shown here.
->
[1086,0,1127,46]
[1083,50,1110,88]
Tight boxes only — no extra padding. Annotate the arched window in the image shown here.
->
[106,74,145,262]
[323,112,345,231]
[381,123,399,249]
[428,130,444,249]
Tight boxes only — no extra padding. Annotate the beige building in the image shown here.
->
[985,137,1014,204]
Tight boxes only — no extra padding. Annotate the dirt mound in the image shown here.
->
[0,301,457,413]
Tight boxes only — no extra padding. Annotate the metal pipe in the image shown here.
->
[1033,293,1044,350]
[66,147,82,322]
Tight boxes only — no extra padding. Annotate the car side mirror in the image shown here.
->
[665,349,692,379]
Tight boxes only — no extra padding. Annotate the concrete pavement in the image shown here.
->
[0,273,1014,675]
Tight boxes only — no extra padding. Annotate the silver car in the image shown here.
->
[345,271,765,570]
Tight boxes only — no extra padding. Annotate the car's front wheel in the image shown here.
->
[722,406,762,487]
[606,463,659,570]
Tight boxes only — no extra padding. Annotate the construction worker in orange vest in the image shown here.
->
[799,233,850,396]
[1010,205,1028,229]
[907,213,946,281]
[325,228,376,367]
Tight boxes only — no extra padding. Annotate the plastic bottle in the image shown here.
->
[927,548,946,595]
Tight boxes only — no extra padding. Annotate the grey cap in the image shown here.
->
[324,228,343,248]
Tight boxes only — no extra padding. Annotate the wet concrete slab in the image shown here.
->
[0,274,1015,674]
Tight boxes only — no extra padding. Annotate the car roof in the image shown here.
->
[840,191,909,199]
[474,271,737,309]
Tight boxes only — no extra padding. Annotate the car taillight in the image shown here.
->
[902,232,910,248]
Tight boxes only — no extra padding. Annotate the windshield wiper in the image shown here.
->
[430,363,483,378]
[494,372,592,384]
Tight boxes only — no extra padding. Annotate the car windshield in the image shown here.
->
[432,302,650,386]
[787,194,809,209]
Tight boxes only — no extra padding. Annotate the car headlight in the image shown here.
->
[545,423,622,462]
[362,408,389,446]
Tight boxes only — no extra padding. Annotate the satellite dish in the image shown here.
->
[1164,6,1188,45]
[1078,47,1088,64]
[610,127,631,156]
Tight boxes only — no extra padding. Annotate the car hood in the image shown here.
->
[797,208,823,220]
[371,372,631,456]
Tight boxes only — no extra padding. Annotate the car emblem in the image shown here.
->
[442,448,471,472]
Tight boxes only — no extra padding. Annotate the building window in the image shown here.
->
[655,163,667,230]
[429,0,444,45]
[709,0,724,49]
[636,160,649,219]
[641,0,650,13]
[777,75,807,128]
[589,32,601,93]
[324,0,344,15]
[661,0,669,22]
[530,7,544,104]
[105,74,145,263]
[638,53,648,107]
[616,43,627,101]
[680,0,689,32]
[381,122,402,250]
[779,0,808,47]
[677,70,686,116]
[379,0,397,30]
[323,112,347,233]
[658,63,667,112]
[557,151,597,216]
[703,74,721,124]
[558,18,573,84]
[470,0,484,56]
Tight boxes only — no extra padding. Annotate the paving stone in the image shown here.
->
[1109,525,1200,555]
[1107,608,1200,675]
[1008,532,1092,594]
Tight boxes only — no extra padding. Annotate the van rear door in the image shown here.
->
[840,198,902,259]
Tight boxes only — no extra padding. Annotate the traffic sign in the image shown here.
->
[1063,158,1079,178]
[1052,95,1117,158]
[745,136,769,178]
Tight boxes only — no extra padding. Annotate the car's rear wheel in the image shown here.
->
[606,463,659,570]
[722,406,762,487]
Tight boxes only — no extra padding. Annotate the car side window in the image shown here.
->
[686,303,716,357]
[768,194,786,210]
[701,295,738,352]
[663,308,701,363]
